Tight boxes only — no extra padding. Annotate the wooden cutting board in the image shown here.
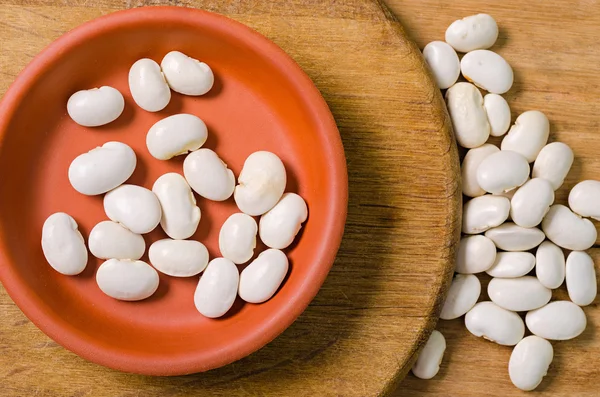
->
[0,1,459,396]
[388,1,600,395]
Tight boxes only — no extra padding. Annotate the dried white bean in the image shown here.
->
[161,51,214,96]
[259,193,308,249]
[194,258,239,318]
[462,195,510,234]
[541,204,597,251]
[423,41,460,89]
[488,276,551,311]
[501,111,550,162]
[96,259,159,301]
[483,94,511,137]
[146,114,208,160]
[568,180,600,220]
[411,330,446,380]
[465,301,525,346]
[510,178,554,228]
[234,151,287,216]
[445,14,498,52]
[462,144,499,197]
[128,58,171,112]
[68,142,136,196]
[456,235,496,274]
[149,239,209,277]
[461,50,513,94]
[219,213,258,265]
[535,241,565,289]
[152,173,201,239]
[67,86,124,127]
[526,301,586,340]
[183,148,235,201]
[486,252,536,278]
[88,221,145,260]
[103,184,161,234]
[440,274,481,320]
[566,251,597,306]
[445,82,490,148]
[485,222,545,251]
[476,150,529,194]
[532,142,573,190]
[41,213,87,276]
[238,249,289,303]
[509,336,553,391]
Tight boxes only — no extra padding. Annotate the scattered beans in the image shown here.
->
[146,114,208,160]
[440,274,481,320]
[41,213,87,276]
[541,204,597,251]
[411,330,446,380]
[239,249,289,303]
[128,58,171,112]
[423,41,460,89]
[509,336,553,391]
[501,110,550,162]
[535,241,566,289]
[96,258,159,301]
[465,301,525,346]
[532,142,573,190]
[103,184,162,234]
[67,86,124,127]
[568,180,600,220]
[259,193,308,249]
[461,50,513,94]
[445,82,490,148]
[462,195,510,234]
[461,144,499,197]
[445,14,498,53]
[152,173,201,240]
[194,258,239,318]
[566,251,597,306]
[476,150,529,194]
[483,94,511,137]
[510,178,554,228]
[486,252,536,278]
[68,142,136,196]
[488,276,552,312]
[219,213,258,265]
[88,220,145,260]
[183,148,235,201]
[526,301,586,340]
[484,222,545,251]
[149,239,209,277]
[456,235,496,274]
[161,51,214,96]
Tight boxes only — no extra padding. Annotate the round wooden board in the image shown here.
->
[0,1,459,396]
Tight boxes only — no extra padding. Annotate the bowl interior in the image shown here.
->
[0,8,346,374]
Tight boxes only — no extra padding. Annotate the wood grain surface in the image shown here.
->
[386,1,600,396]
[0,1,459,396]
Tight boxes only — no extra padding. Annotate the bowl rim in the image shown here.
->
[0,6,348,375]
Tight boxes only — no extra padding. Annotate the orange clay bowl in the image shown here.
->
[0,7,347,375]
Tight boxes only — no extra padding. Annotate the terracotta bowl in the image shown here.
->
[0,7,347,375]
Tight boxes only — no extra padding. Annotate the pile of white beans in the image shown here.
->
[42,50,308,318]
[412,14,598,391]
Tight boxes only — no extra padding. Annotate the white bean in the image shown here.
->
[445,14,498,53]
[465,301,525,346]
[161,51,214,96]
[532,142,573,190]
[488,276,551,311]
[526,301,586,340]
[422,41,460,89]
[183,148,235,201]
[88,221,145,260]
[462,195,510,234]
[128,58,171,112]
[41,213,87,276]
[440,274,481,320]
[96,258,159,301]
[462,144,499,197]
[238,249,289,303]
[152,173,201,239]
[476,150,529,194]
[218,213,258,265]
[509,336,553,391]
[148,239,209,277]
[259,193,308,249]
[461,50,514,94]
[411,330,446,380]
[68,142,136,196]
[566,251,597,306]
[103,184,161,234]
[483,94,511,137]
[146,114,208,160]
[501,111,550,162]
[541,204,597,250]
[445,82,490,148]
[456,235,496,274]
[485,222,545,251]
[234,151,287,216]
[510,178,554,228]
[535,241,565,289]
[486,252,536,278]
[67,86,124,127]
[568,180,600,220]
[194,258,239,318]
